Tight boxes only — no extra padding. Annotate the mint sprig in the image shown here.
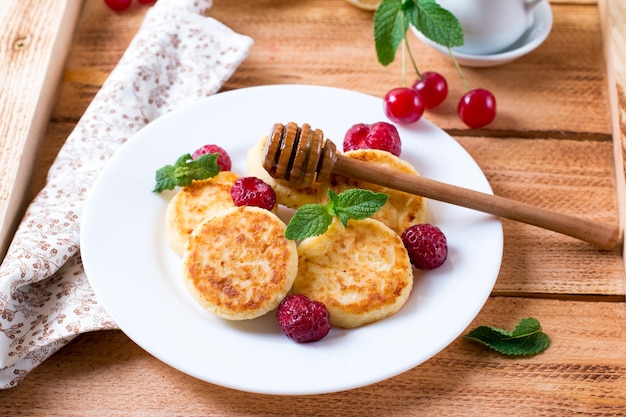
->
[285,189,389,240]
[153,153,220,193]
[374,0,464,66]
[463,317,551,356]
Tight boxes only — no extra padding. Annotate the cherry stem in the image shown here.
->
[404,36,422,80]
[401,38,407,86]
[448,47,471,91]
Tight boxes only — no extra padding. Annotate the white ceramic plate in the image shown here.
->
[413,0,553,67]
[81,84,502,395]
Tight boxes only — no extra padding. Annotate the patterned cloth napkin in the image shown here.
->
[0,0,252,388]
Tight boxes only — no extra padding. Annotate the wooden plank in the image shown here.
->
[599,0,626,267]
[0,0,83,261]
[457,136,624,297]
[2,297,625,415]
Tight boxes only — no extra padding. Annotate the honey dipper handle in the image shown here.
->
[333,154,623,250]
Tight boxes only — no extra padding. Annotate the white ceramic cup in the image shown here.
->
[436,0,544,55]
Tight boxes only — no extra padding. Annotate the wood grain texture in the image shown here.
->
[0,0,83,260]
[457,137,624,297]
[211,2,611,135]
[1,0,624,415]
[2,297,624,416]
[600,0,626,263]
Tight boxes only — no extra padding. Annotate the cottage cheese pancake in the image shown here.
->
[317,149,427,234]
[182,206,298,320]
[165,171,239,256]
[293,218,413,328]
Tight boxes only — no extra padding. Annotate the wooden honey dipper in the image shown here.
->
[263,122,623,250]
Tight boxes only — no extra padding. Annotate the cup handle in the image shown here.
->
[524,0,543,11]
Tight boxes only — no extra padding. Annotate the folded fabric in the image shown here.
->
[0,0,252,388]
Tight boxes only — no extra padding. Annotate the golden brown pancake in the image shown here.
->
[293,217,413,328]
[165,171,239,256]
[182,206,298,320]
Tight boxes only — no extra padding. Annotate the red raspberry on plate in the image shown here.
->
[276,294,331,343]
[192,144,232,172]
[401,224,448,270]
[231,177,277,211]
[343,122,401,156]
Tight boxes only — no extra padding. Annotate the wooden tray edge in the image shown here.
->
[0,1,84,261]
[599,0,626,265]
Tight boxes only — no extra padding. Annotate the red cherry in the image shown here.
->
[104,0,132,12]
[457,88,496,128]
[412,71,448,109]
[383,87,425,124]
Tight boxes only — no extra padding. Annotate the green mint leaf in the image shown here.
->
[404,0,464,48]
[327,188,342,208]
[374,0,406,66]
[153,152,220,193]
[184,152,220,181]
[153,164,178,193]
[329,188,389,227]
[285,204,333,240]
[285,188,389,240]
[374,0,464,65]
[325,189,351,227]
[463,318,551,356]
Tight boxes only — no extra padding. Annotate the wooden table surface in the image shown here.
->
[2,0,625,415]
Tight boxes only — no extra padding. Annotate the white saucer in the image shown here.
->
[412,0,553,67]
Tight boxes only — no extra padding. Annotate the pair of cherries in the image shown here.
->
[383,72,496,129]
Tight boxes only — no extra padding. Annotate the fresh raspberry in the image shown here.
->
[343,123,369,152]
[401,224,448,270]
[231,177,277,211]
[343,122,401,156]
[192,144,232,172]
[276,294,331,343]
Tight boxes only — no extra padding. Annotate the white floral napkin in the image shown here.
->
[0,0,252,388]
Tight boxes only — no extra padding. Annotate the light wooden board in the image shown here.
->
[600,0,626,267]
[0,0,83,261]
